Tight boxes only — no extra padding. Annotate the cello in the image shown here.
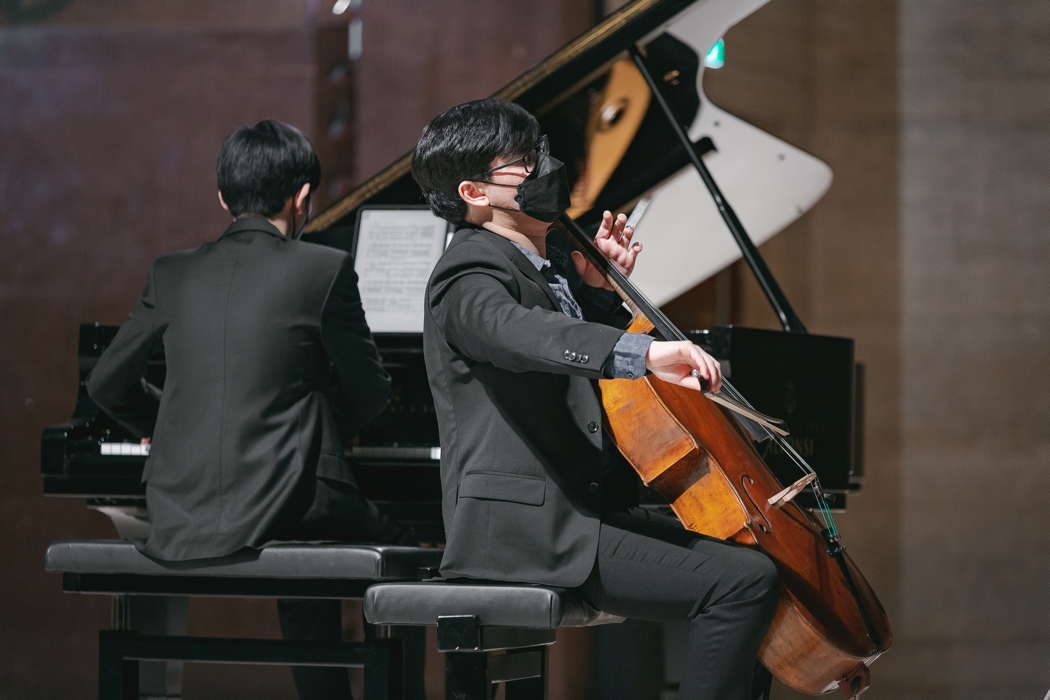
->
[558,212,892,697]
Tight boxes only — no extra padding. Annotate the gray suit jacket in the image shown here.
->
[87,216,390,561]
[424,226,636,587]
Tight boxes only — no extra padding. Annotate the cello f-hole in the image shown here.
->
[741,475,774,534]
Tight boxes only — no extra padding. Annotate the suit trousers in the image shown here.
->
[275,477,423,700]
[580,508,779,700]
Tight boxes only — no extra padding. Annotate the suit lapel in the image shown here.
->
[465,228,563,311]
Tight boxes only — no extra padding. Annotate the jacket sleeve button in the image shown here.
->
[587,421,599,433]
[563,349,573,360]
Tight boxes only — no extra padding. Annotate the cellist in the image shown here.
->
[416,98,778,699]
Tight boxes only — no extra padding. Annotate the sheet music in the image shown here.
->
[354,208,448,333]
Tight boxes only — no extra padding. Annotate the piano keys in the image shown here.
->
[41,324,446,541]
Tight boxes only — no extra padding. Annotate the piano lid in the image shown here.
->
[304,0,831,305]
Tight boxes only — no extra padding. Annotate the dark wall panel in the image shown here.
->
[1,10,314,698]
[353,0,596,183]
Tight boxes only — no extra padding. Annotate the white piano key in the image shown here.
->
[100,442,150,456]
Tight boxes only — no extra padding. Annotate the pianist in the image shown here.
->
[87,119,407,699]
[415,98,778,700]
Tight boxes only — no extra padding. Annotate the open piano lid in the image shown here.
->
[303,0,831,306]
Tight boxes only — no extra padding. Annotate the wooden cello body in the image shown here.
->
[601,318,892,696]
[554,41,895,679]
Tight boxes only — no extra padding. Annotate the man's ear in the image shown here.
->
[457,180,488,208]
[217,191,231,214]
[293,182,311,213]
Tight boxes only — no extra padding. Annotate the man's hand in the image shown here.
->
[645,340,722,393]
[570,210,642,289]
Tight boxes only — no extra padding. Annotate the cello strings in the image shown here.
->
[644,288,839,523]
[621,266,833,496]
[564,217,840,529]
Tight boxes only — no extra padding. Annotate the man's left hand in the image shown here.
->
[570,210,642,289]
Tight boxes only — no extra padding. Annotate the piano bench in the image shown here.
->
[46,540,442,700]
[364,581,623,700]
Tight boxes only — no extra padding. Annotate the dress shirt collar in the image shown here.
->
[508,240,550,272]
[508,240,573,275]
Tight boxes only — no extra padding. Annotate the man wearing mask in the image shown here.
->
[88,119,406,699]
[414,98,779,700]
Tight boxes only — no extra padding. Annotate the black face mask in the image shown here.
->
[476,138,571,223]
[511,151,571,223]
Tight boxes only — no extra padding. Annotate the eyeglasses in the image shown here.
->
[471,134,549,182]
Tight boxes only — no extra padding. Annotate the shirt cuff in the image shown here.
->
[602,332,654,379]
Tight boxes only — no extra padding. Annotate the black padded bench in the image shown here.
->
[46,540,442,700]
[364,582,623,700]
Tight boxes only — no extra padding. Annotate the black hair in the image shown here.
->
[411,98,540,224]
[216,120,321,218]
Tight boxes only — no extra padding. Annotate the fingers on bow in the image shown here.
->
[686,344,722,393]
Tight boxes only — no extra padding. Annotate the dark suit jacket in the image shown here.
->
[424,226,636,587]
[87,216,390,561]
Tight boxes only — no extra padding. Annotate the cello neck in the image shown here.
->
[557,214,685,342]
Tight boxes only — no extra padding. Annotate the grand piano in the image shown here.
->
[42,0,866,695]
[43,0,862,532]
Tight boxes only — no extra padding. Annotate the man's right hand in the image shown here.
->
[645,340,723,393]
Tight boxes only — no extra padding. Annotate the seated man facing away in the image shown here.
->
[415,98,779,700]
[88,119,407,699]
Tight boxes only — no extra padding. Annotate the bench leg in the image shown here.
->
[444,648,548,700]
[504,647,547,700]
[446,652,488,700]
[112,594,186,699]
[98,630,401,700]
[362,638,403,700]
[98,631,139,700]
[367,619,425,699]
[506,676,546,700]
[393,625,426,700]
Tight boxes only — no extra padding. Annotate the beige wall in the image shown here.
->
[702,1,902,697]
[894,1,1049,697]
[707,1,1048,698]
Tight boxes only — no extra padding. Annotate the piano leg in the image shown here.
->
[93,505,188,700]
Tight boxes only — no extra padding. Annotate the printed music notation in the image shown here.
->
[353,207,449,333]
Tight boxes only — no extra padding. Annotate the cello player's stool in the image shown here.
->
[364,581,623,700]
[46,540,442,700]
